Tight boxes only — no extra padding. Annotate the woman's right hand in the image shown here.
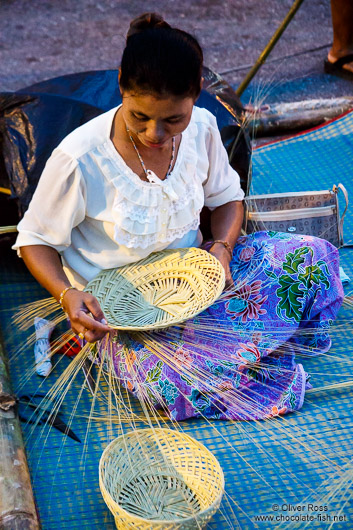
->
[19,246,112,343]
[62,288,112,343]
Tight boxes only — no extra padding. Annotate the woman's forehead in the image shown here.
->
[122,91,194,117]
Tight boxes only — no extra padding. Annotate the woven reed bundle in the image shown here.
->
[85,248,225,330]
[99,428,224,529]
[0,225,18,234]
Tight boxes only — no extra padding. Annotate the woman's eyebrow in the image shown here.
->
[132,110,185,119]
[165,113,185,119]
[132,111,149,118]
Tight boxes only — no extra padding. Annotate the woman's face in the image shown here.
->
[121,91,196,149]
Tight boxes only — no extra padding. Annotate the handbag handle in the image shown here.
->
[333,183,349,247]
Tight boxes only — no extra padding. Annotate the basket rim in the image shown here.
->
[85,247,225,330]
[99,428,225,525]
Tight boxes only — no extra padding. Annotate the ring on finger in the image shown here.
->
[78,331,85,340]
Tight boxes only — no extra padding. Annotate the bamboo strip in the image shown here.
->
[236,0,305,96]
[0,225,18,234]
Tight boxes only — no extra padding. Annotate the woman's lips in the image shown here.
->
[144,139,167,148]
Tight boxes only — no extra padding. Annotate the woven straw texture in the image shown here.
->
[84,248,225,330]
[99,428,224,529]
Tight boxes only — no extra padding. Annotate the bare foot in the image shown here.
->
[327,51,353,74]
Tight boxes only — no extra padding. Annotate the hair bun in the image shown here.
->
[127,13,171,40]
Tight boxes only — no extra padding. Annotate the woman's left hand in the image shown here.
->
[209,245,234,289]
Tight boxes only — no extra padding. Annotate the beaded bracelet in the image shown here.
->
[59,286,77,309]
[211,240,233,259]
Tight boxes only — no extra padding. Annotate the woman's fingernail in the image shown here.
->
[101,318,108,325]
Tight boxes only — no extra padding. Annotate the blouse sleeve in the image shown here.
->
[202,112,245,209]
[13,148,87,254]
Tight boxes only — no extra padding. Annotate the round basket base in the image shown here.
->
[118,473,201,521]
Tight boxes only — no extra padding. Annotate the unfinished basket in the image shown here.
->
[99,428,224,529]
[84,248,225,330]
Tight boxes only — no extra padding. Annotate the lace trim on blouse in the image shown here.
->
[104,120,204,249]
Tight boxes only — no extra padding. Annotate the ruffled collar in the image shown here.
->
[104,104,199,191]
[99,105,203,249]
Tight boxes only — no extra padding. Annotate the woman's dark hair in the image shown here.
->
[120,13,203,98]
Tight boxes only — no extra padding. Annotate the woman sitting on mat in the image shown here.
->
[14,13,343,421]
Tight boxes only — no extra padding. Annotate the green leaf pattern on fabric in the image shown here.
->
[139,351,153,363]
[298,260,330,291]
[283,247,310,274]
[146,360,163,383]
[276,246,331,322]
[180,373,194,386]
[277,275,305,322]
[264,269,278,281]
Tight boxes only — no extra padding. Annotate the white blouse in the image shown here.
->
[14,105,244,289]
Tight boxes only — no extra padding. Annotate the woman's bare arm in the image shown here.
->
[209,200,244,286]
[20,245,111,342]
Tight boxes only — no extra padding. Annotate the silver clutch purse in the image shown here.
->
[243,183,348,247]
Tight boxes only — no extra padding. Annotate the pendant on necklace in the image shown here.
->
[145,170,159,184]
[126,126,176,181]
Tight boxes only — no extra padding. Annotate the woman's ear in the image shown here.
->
[118,69,124,98]
[193,78,204,102]
[197,77,204,100]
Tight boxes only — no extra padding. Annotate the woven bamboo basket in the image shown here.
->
[99,428,224,529]
[85,248,225,330]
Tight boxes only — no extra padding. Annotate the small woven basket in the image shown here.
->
[85,248,225,330]
[99,428,224,529]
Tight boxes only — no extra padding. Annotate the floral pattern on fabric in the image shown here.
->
[98,231,343,422]
[226,281,268,323]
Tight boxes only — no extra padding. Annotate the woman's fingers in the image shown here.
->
[74,319,111,343]
[63,289,112,342]
[223,260,234,289]
[77,311,111,342]
[78,310,110,332]
[82,327,108,343]
[74,309,112,343]
[225,271,235,289]
[83,294,107,323]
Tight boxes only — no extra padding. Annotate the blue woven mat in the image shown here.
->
[1,110,353,529]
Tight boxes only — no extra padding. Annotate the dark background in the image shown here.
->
[1,0,352,105]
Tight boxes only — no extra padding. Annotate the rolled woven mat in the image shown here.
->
[84,248,225,330]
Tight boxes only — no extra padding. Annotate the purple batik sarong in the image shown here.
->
[96,231,343,421]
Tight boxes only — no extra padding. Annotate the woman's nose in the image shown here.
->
[146,121,165,142]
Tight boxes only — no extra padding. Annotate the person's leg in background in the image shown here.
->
[325,0,353,77]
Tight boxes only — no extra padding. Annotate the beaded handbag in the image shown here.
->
[243,183,348,247]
